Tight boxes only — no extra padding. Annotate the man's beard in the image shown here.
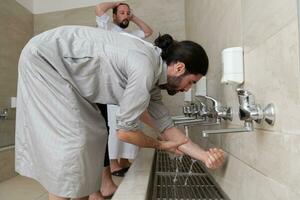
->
[117,19,129,29]
[159,75,185,96]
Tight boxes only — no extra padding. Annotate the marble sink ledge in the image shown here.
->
[112,148,155,200]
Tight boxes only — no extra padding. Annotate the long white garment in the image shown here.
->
[15,26,173,198]
[15,42,107,198]
[96,13,144,160]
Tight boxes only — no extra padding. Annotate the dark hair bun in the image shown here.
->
[154,34,175,59]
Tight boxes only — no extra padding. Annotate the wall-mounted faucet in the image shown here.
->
[202,88,275,137]
[0,108,8,120]
[197,95,233,121]
[237,88,275,125]
[172,95,232,127]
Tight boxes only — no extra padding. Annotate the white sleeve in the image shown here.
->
[96,13,110,30]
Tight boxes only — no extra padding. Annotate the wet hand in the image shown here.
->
[204,148,224,169]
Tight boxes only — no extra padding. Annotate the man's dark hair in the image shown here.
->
[155,34,209,76]
[113,3,130,14]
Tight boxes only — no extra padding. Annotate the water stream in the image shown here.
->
[184,158,197,186]
[170,125,197,189]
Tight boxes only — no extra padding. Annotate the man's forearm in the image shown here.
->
[96,2,118,16]
[140,110,157,129]
[162,127,208,162]
[131,15,153,38]
[117,129,159,149]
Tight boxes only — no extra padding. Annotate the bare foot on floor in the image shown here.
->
[101,181,118,198]
[119,158,131,169]
[89,192,104,200]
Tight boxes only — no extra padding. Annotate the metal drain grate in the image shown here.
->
[156,150,206,174]
[149,150,230,200]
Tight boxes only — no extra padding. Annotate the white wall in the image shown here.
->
[16,0,118,14]
[16,0,33,13]
[186,0,300,199]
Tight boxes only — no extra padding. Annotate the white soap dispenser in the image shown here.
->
[221,47,244,85]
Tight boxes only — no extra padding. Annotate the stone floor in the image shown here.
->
[0,175,123,200]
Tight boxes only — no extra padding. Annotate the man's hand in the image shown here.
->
[204,148,224,169]
[96,1,124,16]
[128,13,135,21]
[128,13,153,38]
[113,1,123,8]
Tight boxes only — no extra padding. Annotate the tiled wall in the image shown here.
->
[34,0,186,116]
[0,0,33,182]
[186,0,300,199]
[0,148,16,182]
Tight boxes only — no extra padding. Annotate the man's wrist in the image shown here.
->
[154,140,161,150]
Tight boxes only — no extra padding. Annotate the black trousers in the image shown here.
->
[97,103,110,167]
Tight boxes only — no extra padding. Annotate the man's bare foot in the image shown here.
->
[89,192,104,200]
[110,159,122,173]
[101,166,118,197]
[100,181,117,198]
[119,158,131,168]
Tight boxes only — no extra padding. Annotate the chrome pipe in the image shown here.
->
[202,121,253,137]
[173,118,207,126]
[171,116,197,121]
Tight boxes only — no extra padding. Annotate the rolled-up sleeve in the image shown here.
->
[147,87,174,132]
[115,55,154,131]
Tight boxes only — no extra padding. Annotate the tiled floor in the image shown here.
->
[0,175,123,200]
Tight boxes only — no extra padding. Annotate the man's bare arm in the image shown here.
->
[130,14,153,38]
[95,1,121,16]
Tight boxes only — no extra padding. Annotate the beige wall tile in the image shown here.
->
[126,0,186,41]
[186,0,242,100]
[0,0,33,106]
[0,148,17,182]
[242,0,297,52]
[186,0,300,199]
[236,130,300,194]
[34,7,95,34]
[0,0,33,181]
[244,20,300,133]
[211,151,300,200]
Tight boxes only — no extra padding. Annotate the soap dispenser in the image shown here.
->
[221,47,244,85]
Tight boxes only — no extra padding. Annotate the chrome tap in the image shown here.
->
[173,104,218,127]
[197,95,233,121]
[0,108,8,120]
[182,102,208,119]
[237,88,275,125]
[202,88,275,137]
[173,96,233,127]
[183,103,200,117]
